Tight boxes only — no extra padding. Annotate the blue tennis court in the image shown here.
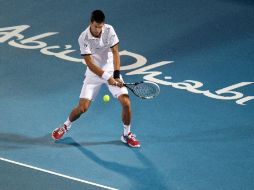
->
[1,0,254,189]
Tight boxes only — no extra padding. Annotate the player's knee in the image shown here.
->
[80,106,87,113]
[78,105,89,113]
[78,99,91,113]
[122,96,131,109]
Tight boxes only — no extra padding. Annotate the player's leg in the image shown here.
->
[52,98,92,140]
[118,94,131,127]
[52,76,102,140]
[108,82,140,148]
[118,94,140,148]
[69,98,91,122]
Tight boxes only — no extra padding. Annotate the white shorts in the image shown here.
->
[79,74,128,100]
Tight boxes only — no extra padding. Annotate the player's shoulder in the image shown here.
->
[103,24,117,35]
[78,27,89,42]
[104,24,114,29]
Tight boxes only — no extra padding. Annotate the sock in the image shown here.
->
[123,124,131,136]
[64,117,72,130]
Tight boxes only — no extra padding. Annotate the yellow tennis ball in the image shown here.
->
[103,95,110,102]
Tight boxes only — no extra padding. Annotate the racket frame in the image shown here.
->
[123,81,160,99]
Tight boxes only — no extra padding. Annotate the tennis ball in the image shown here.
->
[103,95,110,102]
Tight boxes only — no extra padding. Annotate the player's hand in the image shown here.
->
[107,77,123,87]
[107,77,118,86]
[115,78,124,87]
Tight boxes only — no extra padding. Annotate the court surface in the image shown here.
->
[1,0,254,190]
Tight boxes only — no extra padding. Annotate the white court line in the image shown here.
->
[0,157,119,190]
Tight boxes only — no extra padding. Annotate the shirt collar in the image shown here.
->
[88,25,105,39]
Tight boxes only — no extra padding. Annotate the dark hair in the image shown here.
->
[90,10,105,23]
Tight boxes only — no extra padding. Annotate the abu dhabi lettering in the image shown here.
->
[0,25,253,105]
[0,25,81,62]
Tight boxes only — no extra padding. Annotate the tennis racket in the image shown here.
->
[124,81,160,99]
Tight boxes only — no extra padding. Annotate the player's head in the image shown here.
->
[90,10,105,23]
[90,10,105,37]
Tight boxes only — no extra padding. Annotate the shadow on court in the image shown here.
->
[0,134,169,189]
[1,124,253,150]
[1,125,253,189]
[0,133,121,150]
[56,137,168,190]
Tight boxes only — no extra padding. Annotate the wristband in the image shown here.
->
[113,70,120,79]
[101,72,111,80]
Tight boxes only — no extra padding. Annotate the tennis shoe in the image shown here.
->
[52,124,68,140]
[121,132,141,148]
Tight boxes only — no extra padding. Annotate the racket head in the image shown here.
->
[126,81,160,99]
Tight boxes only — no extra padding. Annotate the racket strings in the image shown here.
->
[133,83,160,98]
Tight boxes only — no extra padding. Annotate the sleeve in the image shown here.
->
[78,34,91,56]
[109,26,119,48]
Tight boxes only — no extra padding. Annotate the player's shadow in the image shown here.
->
[0,133,52,150]
[56,137,122,147]
[0,133,122,151]
[57,137,168,190]
[1,123,252,150]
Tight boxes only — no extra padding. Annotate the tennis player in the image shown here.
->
[52,10,140,148]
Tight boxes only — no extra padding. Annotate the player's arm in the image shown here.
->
[111,43,123,87]
[111,43,120,71]
[83,55,117,85]
[83,55,104,76]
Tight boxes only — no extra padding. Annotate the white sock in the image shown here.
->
[123,124,131,136]
[64,117,72,130]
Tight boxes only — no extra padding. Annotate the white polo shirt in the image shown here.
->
[78,24,119,77]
